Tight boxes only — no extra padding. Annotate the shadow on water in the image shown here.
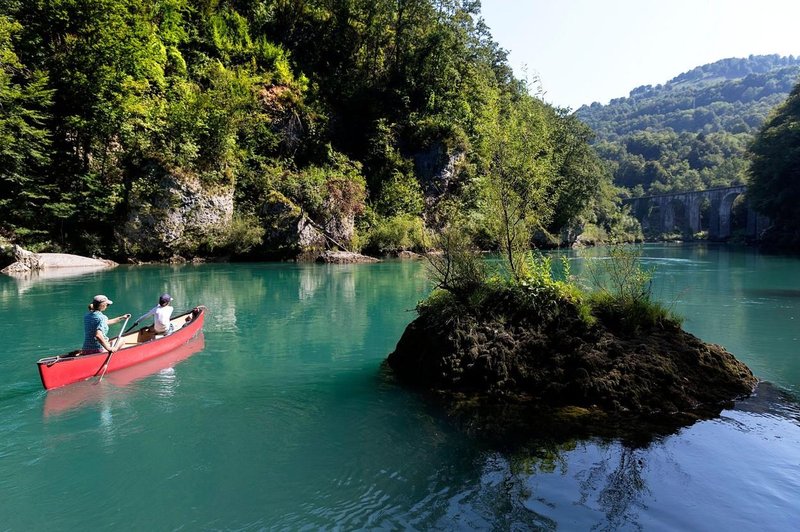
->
[435,379,798,448]
[744,288,800,299]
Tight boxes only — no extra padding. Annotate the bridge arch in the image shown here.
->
[623,185,768,241]
[717,190,744,239]
[662,198,688,235]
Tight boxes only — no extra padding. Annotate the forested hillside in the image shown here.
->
[0,0,628,260]
[576,55,800,195]
[748,79,800,249]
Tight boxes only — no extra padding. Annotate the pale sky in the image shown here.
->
[479,0,800,110]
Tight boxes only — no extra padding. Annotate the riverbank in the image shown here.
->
[0,242,385,275]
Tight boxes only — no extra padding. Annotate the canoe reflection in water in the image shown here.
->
[43,333,205,417]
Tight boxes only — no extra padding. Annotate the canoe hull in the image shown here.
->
[37,306,206,390]
[43,334,206,417]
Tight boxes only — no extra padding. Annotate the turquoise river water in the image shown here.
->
[0,244,799,530]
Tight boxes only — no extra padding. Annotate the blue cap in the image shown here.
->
[159,293,173,305]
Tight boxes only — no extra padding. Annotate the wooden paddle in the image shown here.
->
[96,314,131,383]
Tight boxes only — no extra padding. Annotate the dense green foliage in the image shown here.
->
[0,0,622,257]
[748,80,800,248]
[0,16,53,242]
[577,55,800,195]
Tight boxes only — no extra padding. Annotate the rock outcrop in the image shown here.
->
[414,145,467,203]
[315,250,380,264]
[388,294,756,420]
[1,245,116,275]
[260,191,371,261]
[260,191,326,259]
[121,171,234,259]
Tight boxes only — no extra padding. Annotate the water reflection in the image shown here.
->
[456,383,800,530]
[5,266,109,294]
[579,446,649,529]
[436,381,800,530]
[298,265,324,300]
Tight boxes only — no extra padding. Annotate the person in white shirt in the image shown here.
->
[133,293,175,337]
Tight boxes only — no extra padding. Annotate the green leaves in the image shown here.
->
[481,96,555,280]
[0,0,609,256]
[0,16,53,234]
[748,81,800,230]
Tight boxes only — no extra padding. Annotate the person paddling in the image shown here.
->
[82,295,131,355]
[133,293,175,338]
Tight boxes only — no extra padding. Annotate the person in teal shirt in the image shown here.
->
[82,295,131,354]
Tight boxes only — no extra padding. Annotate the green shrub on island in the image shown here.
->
[419,246,678,336]
[582,245,682,333]
[417,244,593,344]
[418,252,592,332]
[588,291,682,335]
[421,218,667,335]
[425,221,487,299]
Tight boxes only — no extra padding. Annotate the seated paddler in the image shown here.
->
[82,295,131,355]
[133,293,175,339]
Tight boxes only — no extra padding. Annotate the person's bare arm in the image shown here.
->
[108,313,131,325]
[94,329,116,352]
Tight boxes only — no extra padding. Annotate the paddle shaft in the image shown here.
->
[97,315,131,382]
[122,321,139,336]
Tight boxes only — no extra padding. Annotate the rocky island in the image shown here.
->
[387,250,757,437]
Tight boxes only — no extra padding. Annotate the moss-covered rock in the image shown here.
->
[387,290,756,420]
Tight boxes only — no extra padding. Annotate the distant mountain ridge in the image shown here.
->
[575,55,800,194]
[670,55,799,86]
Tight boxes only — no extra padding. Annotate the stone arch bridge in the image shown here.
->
[621,185,770,240]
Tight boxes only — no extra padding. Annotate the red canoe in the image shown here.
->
[37,306,206,390]
[43,334,206,416]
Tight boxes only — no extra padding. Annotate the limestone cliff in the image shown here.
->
[121,172,234,259]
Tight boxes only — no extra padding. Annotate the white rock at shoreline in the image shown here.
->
[1,245,116,275]
[315,250,380,264]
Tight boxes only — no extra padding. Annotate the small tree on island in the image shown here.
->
[481,96,554,282]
